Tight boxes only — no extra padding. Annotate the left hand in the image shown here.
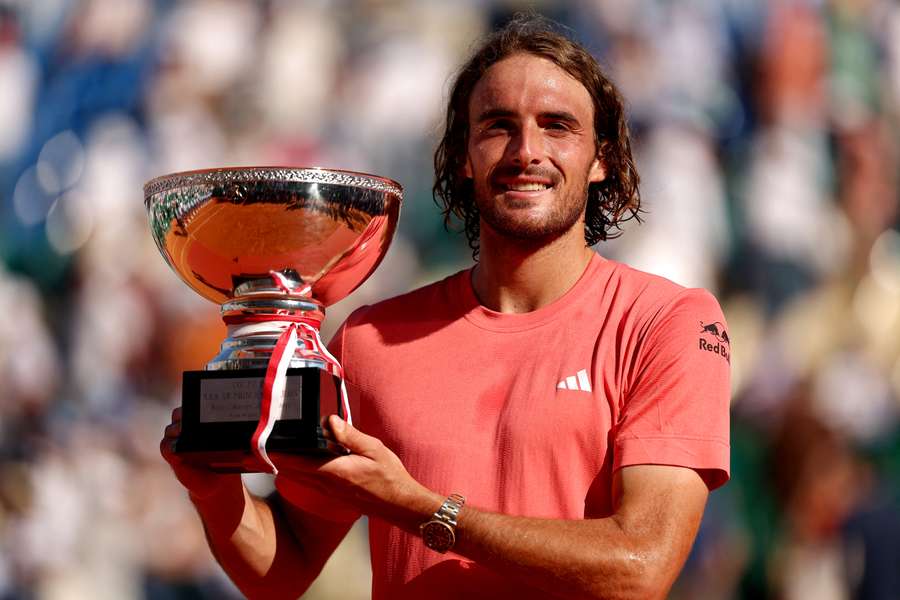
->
[274,415,443,531]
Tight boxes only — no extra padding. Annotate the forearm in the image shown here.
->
[452,507,678,600]
[189,481,317,599]
[162,411,352,597]
[314,418,707,599]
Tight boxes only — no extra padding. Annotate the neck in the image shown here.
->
[472,225,596,313]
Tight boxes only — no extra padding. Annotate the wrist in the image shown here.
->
[390,485,444,535]
[420,492,466,554]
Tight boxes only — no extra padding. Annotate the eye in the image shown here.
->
[545,121,571,132]
[486,119,514,131]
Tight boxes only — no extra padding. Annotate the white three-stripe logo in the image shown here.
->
[557,369,592,392]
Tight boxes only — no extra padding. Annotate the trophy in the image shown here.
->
[144,167,401,472]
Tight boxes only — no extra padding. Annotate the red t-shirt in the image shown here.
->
[277,254,731,598]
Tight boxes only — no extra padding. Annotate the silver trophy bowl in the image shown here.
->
[144,166,402,468]
[145,166,401,370]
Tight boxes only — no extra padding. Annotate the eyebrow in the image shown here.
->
[474,108,582,126]
[474,108,515,123]
[540,111,581,125]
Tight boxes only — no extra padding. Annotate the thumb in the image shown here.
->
[327,414,380,457]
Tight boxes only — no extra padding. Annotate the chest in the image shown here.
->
[347,322,621,514]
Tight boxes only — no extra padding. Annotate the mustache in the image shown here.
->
[490,165,559,184]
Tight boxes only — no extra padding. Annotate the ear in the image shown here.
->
[462,155,473,179]
[588,155,606,184]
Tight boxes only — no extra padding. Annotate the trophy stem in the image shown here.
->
[206,277,329,371]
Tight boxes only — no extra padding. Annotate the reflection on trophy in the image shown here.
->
[144,167,402,472]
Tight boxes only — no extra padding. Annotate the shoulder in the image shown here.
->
[339,268,468,333]
[603,263,730,371]
[602,259,723,321]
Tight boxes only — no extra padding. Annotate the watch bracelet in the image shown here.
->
[436,493,466,526]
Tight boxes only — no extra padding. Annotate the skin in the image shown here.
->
[465,53,606,313]
[161,53,711,600]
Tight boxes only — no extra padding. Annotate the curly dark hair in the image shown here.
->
[433,16,642,256]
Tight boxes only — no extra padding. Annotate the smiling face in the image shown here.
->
[464,53,606,244]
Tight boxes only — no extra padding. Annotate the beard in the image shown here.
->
[473,170,590,243]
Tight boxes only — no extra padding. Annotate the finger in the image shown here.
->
[164,421,181,438]
[171,406,182,422]
[159,436,177,459]
[327,415,381,457]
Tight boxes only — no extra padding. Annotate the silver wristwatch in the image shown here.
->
[420,493,466,553]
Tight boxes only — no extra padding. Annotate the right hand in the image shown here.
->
[160,407,241,501]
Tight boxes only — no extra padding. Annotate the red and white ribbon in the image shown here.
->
[250,323,299,474]
[296,321,352,427]
[244,271,352,472]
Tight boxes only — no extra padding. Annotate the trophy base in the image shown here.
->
[176,367,349,472]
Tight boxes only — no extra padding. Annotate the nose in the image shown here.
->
[506,122,543,166]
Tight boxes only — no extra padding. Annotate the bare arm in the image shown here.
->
[161,408,354,600]
[294,415,709,600]
[452,465,708,599]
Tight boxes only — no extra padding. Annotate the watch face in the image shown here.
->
[422,521,455,553]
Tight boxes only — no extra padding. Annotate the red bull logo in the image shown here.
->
[699,321,730,363]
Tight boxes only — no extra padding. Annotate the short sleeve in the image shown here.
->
[615,289,731,490]
[326,305,371,380]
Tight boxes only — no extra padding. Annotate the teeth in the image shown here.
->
[505,182,549,191]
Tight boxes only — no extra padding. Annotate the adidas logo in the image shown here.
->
[556,369,592,392]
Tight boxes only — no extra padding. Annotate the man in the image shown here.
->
[162,17,730,600]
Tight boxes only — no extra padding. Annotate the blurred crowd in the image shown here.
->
[0,0,898,599]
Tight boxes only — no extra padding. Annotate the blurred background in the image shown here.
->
[1,0,899,598]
